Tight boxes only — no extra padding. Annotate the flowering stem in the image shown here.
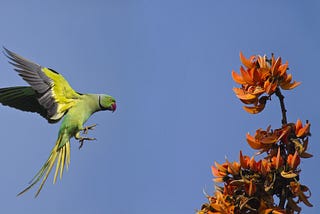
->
[275,88,287,125]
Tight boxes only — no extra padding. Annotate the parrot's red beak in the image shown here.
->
[111,103,117,112]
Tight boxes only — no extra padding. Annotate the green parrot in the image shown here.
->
[0,48,116,197]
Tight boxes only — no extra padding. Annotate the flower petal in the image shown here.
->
[231,70,246,84]
[240,66,254,85]
[246,133,262,149]
[279,61,288,76]
[239,52,255,69]
[281,81,301,90]
[295,119,303,131]
[211,165,220,177]
[243,102,266,114]
[271,57,282,76]
[296,122,310,137]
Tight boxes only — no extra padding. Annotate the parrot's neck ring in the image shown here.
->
[98,95,105,110]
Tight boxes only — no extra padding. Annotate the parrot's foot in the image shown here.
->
[82,124,97,135]
[78,137,96,149]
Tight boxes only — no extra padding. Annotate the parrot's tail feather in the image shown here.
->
[17,135,71,197]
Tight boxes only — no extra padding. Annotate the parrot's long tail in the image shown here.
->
[17,135,70,197]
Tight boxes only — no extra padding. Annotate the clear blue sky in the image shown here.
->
[0,1,319,213]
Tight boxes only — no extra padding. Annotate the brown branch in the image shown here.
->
[275,88,287,125]
[275,87,288,209]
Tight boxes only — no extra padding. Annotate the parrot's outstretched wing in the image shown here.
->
[0,86,48,119]
[4,48,81,122]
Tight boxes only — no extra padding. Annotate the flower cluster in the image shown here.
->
[198,151,288,213]
[198,53,313,213]
[246,119,312,157]
[232,52,300,114]
[199,147,312,213]
[198,124,313,214]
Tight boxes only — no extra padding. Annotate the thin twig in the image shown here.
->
[275,88,287,125]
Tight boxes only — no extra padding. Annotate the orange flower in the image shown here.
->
[258,159,271,176]
[226,160,241,176]
[232,87,262,104]
[239,151,268,173]
[246,125,287,151]
[271,147,284,170]
[295,119,310,138]
[242,96,267,114]
[239,51,256,69]
[264,78,278,95]
[280,73,301,90]
[287,151,300,169]
[206,191,236,214]
[212,160,241,183]
[211,162,228,183]
[239,151,273,175]
[232,52,300,114]
[248,156,259,172]
[239,150,251,169]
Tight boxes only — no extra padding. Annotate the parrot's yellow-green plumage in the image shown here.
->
[0,48,116,197]
[41,67,80,120]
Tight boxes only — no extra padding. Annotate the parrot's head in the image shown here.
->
[99,95,116,112]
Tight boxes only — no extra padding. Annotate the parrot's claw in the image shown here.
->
[78,137,96,149]
[82,124,97,135]
[76,126,97,149]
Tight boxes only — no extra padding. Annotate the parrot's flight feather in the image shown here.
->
[4,48,81,121]
[0,86,59,123]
